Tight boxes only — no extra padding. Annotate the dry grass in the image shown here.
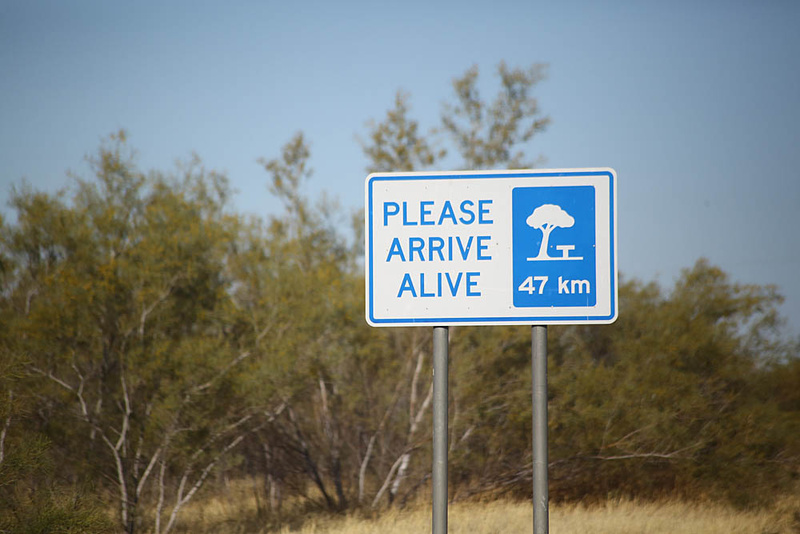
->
[171,479,800,533]
[279,498,799,534]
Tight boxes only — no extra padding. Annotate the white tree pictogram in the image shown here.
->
[526,204,574,259]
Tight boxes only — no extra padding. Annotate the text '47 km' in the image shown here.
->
[518,276,592,295]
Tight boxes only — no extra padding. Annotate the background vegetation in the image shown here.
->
[1,63,798,533]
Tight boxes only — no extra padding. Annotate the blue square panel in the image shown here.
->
[512,186,596,308]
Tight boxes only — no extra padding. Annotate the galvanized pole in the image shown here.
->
[532,325,549,534]
[432,326,449,534]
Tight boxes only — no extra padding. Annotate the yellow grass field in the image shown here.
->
[276,499,798,534]
[175,480,800,534]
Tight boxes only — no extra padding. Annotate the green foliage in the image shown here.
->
[361,91,444,173]
[0,62,798,534]
[0,487,115,534]
[0,131,261,533]
[441,62,550,169]
[443,262,800,505]
[0,374,114,533]
[361,62,549,173]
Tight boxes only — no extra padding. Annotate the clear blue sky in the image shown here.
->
[2,1,799,335]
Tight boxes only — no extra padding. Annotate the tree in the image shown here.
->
[360,92,443,174]
[3,59,798,532]
[0,276,115,533]
[526,204,575,259]
[233,133,368,513]
[356,61,553,507]
[362,62,549,174]
[432,262,800,506]
[361,69,797,505]
[543,261,799,504]
[1,132,260,533]
[441,61,550,169]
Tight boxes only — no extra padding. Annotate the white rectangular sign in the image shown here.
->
[365,169,617,327]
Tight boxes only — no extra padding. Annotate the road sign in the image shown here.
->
[365,169,617,326]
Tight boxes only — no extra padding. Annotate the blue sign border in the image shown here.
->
[366,170,616,326]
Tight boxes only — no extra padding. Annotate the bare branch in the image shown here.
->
[194,351,250,393]
[371,445,419,508]
[139,275,181,338]
[412,381,433,435]
[409,347,424,424]
[162,432,248,534]
[100,432,130,528]
[31,364,91,423]
[116,364,131,453]
[30,366,74,392]
[155,460,167,534]
[587,442,704,462]
[286,403,334,509]
[135,446,162,499]
[388,381,433,505]
[0,390,12,467]
[602,423,654,451]
[358,371,406,503]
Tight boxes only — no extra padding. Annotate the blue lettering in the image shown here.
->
[478,199,493,224]
[429,237,445,261]
[402,201,418,226]
[445,272,463,296]
[397,271,482,298]
[409,237,425,261]
[438,201,458,225]
[466,272,481,296]
[383,202,400,226]
[458,200,475,224]
[420,201,435,226]
[476,236,491,260]
[420,272,436,297]
[387,199,494,227]
[384,234,492,265]
[386,237,406,262]
[397,273,417,297]
[456,236,473,260]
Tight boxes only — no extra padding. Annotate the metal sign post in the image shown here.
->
[532,325,548,534]
[432,326,449,534]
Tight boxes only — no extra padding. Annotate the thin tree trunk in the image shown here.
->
[0,390,12,467]
[287,404,334,509]
[388,381,432,504]
[263,442,282,514]
[359,349,416,503]
[318,376,347,510]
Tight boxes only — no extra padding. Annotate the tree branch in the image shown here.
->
[0,390,12,467]
[194,351,251,393]
[139,274,181,338]
[371,445,419,509]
